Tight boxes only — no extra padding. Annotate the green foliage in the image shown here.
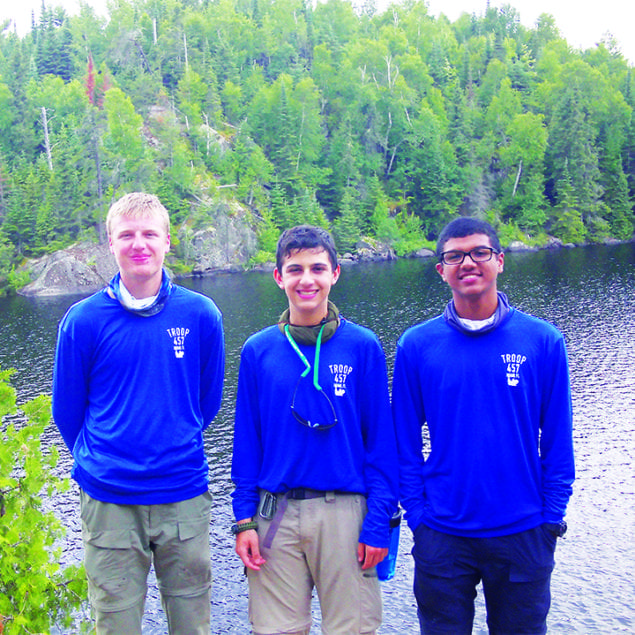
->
[393,211,430,256]
[495,220,525,246]
[250,249,276,266]
[333,187,362,253]
[255,207,280,256]
[0,0,633,270]
[498,112,548,230]
[551,162,586,243]
[0,233,15,293]
[0,369,89,633]
[494,220,550,248]
[6,269,30,293]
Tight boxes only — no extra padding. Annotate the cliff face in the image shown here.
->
[184,214,258,275]
[18,243,119,297]
[18,214,259,297]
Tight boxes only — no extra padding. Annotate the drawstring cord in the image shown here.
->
[284,322,326,391]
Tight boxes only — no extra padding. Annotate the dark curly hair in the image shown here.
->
[276,225,338,271]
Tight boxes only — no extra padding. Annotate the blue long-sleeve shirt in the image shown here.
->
[52,280,224,504]
[231,319,398,548]
[392,307,574,537]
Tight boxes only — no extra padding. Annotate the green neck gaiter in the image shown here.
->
[277,301,340,345]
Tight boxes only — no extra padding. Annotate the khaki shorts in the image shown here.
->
[247,491,382,635]
[80,490,212,613]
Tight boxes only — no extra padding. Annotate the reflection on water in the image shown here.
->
[1,243,634,633]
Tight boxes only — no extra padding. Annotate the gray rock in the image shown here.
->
[188,216,257,274]
[412,247,436,259]
[508,240,527,252]
[355,238,396,262]
[19,243,117,297]
[17,207,258,295]
[544,237,564,249]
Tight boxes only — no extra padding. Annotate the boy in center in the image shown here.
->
[231,225,398,635]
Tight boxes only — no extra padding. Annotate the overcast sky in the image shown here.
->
[426,0,634,64]
[1,0,633,65]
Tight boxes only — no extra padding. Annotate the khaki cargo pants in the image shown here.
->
[247,491,381,635]
[80,489,212,635]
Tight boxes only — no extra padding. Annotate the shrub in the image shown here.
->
[0,368,88,633]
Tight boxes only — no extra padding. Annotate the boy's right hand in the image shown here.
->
[235,529,266,570]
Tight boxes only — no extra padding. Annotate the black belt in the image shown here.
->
[263,489,348,548]
[286,487,333,500]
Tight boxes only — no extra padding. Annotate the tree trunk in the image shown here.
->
[41,107,53,171]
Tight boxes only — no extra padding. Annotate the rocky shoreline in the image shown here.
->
[17,234,629,297]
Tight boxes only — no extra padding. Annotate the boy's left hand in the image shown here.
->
[358,543,389,570]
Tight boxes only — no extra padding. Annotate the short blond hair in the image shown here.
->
[106,192,170,237]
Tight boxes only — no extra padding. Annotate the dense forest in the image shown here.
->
[0,0,634,289]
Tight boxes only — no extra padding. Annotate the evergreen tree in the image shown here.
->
[35,5,74,81]
[551,159,585,243]
[499,112,548,230]
[333,185,361,253]
[600,145,634,239]
[390,105,459,235]
[269,179,294,229]
[292,188,329,227]
[546,61,604,234]
[102,87,151,192]
[0,0,633,267]
[232,128,274,208]
[4,162,47,255]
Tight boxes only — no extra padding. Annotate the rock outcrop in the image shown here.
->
[18,210,259,296]
[187,214,257,275]
[19,243,118,297]
[355,238,397,262]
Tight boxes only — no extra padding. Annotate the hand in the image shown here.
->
[235,529,266,571]
[357,543,389,570]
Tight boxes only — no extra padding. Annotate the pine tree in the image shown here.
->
[333,186,361,253]
[551,159,586,243]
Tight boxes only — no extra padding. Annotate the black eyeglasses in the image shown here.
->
[439,247,499,266]
[285,324,338,431]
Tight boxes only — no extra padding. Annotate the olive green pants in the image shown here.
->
[80,490,212,635]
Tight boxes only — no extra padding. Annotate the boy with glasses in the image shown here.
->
[393,216,575,634]
[231,225,398,635]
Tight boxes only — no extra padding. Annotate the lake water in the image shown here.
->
[1,243,634,633]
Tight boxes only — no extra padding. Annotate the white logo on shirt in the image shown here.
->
[501,353,527,386]
[329,364,353,396]
[166,327,190,358]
